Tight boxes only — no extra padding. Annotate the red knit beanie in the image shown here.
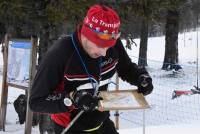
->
[81,4,121,48]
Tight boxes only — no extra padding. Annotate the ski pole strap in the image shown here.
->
[83,122,103,132]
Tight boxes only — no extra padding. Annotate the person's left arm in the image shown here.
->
[115,39,153,95]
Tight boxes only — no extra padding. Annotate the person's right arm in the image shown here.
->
[29,38,72,114]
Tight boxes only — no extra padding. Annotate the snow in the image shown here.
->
[119,121,200,134]
[1,30,200,134]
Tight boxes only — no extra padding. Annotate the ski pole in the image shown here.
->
[61,110,84,134]
[61,80,100,134]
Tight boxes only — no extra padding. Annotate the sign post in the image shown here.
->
[0,34,38,133]
[24,36,38,134]
[0,34,10,131]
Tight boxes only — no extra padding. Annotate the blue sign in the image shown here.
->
[11,41,31,49]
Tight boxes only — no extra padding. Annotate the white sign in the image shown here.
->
[7,40,31,87]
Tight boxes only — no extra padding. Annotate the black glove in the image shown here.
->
[137,74,153,96]
[73,90,102,112]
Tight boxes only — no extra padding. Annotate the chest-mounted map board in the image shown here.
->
[99,89,150,111]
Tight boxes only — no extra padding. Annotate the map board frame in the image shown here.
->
[99,89,150,111]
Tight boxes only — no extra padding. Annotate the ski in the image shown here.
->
[172,86,200,99]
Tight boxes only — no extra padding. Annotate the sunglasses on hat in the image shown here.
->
[85,24,121,40]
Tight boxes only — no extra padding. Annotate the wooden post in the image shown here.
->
[115,73,119,130]
[24,36,38,134]
[143,109,146,134]
[0,34,10,131]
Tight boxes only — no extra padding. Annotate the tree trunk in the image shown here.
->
[138,17,148,67]
[0,22,6,43]
[38,22,64,64]
[38,24,50,64]
[162,10,180,70]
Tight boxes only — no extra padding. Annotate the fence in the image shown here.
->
[110,57,200,128]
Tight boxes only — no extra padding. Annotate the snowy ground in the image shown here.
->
[1,30,200,134]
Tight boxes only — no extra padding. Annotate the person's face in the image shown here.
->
[81,34,109,59]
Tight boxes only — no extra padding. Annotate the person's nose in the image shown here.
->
[99,47,108,57]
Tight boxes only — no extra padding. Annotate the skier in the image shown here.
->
[29,4,153,134]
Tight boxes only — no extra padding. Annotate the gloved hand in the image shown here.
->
[73,90,102,112]
[137,74,153,95]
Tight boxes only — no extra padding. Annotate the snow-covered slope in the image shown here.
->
[1,30,200,134]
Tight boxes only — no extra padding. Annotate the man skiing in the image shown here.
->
[29,4,153,134]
